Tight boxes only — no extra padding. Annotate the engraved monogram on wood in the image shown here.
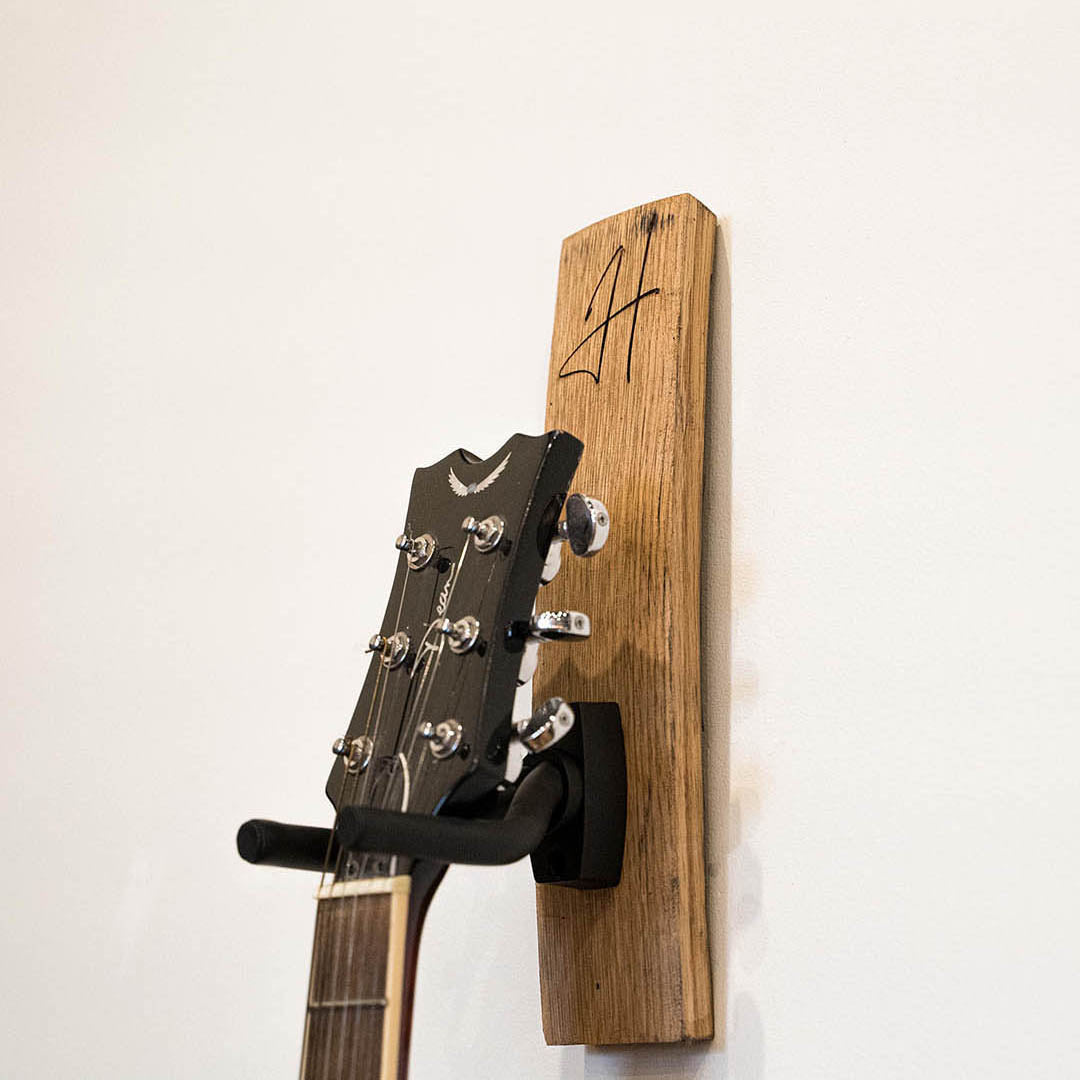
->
[557,209,671,386]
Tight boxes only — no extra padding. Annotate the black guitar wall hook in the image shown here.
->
[237,701,625,890]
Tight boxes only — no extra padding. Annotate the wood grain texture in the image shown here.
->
[534,194,719,1045]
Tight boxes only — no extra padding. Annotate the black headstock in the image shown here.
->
[325,430,583,828]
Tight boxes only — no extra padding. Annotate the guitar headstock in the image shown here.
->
[326,430,585,832]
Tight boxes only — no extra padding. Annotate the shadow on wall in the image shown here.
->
[579,220,766,1080]
[580,994,763,1079]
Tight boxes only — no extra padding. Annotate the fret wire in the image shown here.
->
[308,998,388,1009]
[317,771,368,1080]
[303,1008,383,1080]
[300,879,410,1080]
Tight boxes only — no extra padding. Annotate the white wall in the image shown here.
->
[3,2,1078,1077]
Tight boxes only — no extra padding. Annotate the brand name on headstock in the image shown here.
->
[436,563,454,617]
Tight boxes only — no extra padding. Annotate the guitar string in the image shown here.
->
[334,506,510,1068]
[318,739,386,1071]
[303,732,376,1080]
[394,618,448,787]
[392,537,479,812]
[319,553,412,1080]
[300,755,362,1080]
[379,537,471,831]
[393,614,445,769]
[346,553,461,886]
[351,593,448,887]
[328,550,428,1080]
[371,546,502,1066]
[327,557,440,1077]
[312,680,384,1080]
[336,537,474,1070]
[331,531,465,1075]
[406,552,499,809]
[309,635,392,1072]
[320,663,389,1080]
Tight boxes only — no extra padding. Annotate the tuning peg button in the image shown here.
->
[540,494,610,585]
[529,610,591,641]
[515,611,590,685]
[561,494,610,557]
[514,697,575,753]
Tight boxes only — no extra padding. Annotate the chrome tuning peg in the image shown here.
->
[462,514,505,552]
[540,494,610,584]
[513,697,575,753]
[528,610,591,641]
[395,531,436,570]
[515,610,591,686]
[561,494,610,556]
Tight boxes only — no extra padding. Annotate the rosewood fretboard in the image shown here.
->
[300,876,410,1080]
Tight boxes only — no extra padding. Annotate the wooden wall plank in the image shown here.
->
[534,194,720,1045]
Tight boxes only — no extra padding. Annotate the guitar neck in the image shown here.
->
[262,427,587,1076]
[299,865,444,1080]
